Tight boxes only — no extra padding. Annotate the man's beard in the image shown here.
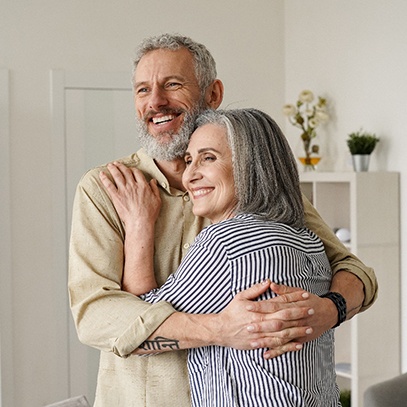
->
[136,105,204,161]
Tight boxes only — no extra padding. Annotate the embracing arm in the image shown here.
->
[133,280,314,357]
[241,196,378,356]
[303,195,378,312]
[68,164,175,358]
[99,162,161,295]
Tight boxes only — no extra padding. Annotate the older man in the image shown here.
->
[69,33,377,406]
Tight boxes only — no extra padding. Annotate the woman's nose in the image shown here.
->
[183,161,202,184]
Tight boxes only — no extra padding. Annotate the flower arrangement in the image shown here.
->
[283,90,329,168]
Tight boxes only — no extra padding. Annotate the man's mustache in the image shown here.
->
[142,108,185,121]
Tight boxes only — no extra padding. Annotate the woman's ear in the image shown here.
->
[204,79,224,109]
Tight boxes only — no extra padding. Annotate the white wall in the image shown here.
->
[1,1,284,406]
[284,0,407,371]
[2,0,406,405]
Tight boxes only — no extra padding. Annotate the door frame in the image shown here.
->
[0,69,14,407]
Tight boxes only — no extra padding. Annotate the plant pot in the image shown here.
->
[352,154,370,172]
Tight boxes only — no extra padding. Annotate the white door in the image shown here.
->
[52,71,140,404]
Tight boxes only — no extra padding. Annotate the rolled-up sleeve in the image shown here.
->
[303,196,378,311]
[68,168,176,358]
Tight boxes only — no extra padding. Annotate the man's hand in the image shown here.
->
[212,280,316,359]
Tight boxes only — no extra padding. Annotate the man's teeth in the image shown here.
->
[152,115,175,125]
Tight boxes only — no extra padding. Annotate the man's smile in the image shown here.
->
[152,114,177,125]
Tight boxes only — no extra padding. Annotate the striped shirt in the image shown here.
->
[142,213,340,406]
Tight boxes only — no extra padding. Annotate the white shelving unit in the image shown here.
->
[300,171,400,407]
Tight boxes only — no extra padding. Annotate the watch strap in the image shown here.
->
[320,292,347,328]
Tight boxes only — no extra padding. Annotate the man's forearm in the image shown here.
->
[329,269,364,321]
[133,281,311,356]
[133,312,217,355]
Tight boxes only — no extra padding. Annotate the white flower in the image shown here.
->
[316,104,327,112]
[299,90,314,103]
[282,104,297,117]
[309,118,318,128]
[305,108,314,117]
[315,111,329,123]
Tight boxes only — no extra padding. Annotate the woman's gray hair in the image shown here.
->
[133,33,217,93]
[195,109,305,227]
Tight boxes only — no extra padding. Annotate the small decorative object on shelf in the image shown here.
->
[283,90,329,171]
[335,228,351,243]
[346,129,380,172]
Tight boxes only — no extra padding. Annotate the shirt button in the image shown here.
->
[161,182,167,189]
[183,243,190,250]
[183,195,190,202]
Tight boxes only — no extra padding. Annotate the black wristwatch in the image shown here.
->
[320,292,347,328]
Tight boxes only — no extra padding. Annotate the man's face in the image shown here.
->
[133,48,205,160]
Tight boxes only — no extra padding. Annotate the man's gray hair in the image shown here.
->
[195,109,305,227]
[133,33,217,92]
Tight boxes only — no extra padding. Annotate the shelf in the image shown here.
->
[299,171,400,407]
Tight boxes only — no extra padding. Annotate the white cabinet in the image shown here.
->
[300,172,400,407]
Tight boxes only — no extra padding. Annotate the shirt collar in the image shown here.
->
[131,148,185,197]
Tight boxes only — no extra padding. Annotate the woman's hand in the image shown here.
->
[99,162,161,294]
[99,162,161,230]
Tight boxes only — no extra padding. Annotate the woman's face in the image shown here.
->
[182,123,237,223]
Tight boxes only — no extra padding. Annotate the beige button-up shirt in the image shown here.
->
[68,149,377,407]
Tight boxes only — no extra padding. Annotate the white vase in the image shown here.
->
[352,154,370,172]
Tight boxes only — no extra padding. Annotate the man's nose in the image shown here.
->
[148,86,169,110]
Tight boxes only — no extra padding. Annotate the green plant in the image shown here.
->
[340,389,351,407]
[347,129,380,155]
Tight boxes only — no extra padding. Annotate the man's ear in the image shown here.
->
[204,79,224,109]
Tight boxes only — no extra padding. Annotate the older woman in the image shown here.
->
[103,109,339,406]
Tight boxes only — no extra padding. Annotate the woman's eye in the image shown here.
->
[203,155,216,162]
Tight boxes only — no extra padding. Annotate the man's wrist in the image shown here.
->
[320,292,347,328]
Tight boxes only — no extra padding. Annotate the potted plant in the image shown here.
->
[346,129,380,172]
[339,389,351,407]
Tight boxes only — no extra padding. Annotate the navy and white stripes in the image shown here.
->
[142,213,340,406]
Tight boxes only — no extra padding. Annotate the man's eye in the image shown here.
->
[167,82,181,89]
[184,158,192,165]
[136,87,148,94]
